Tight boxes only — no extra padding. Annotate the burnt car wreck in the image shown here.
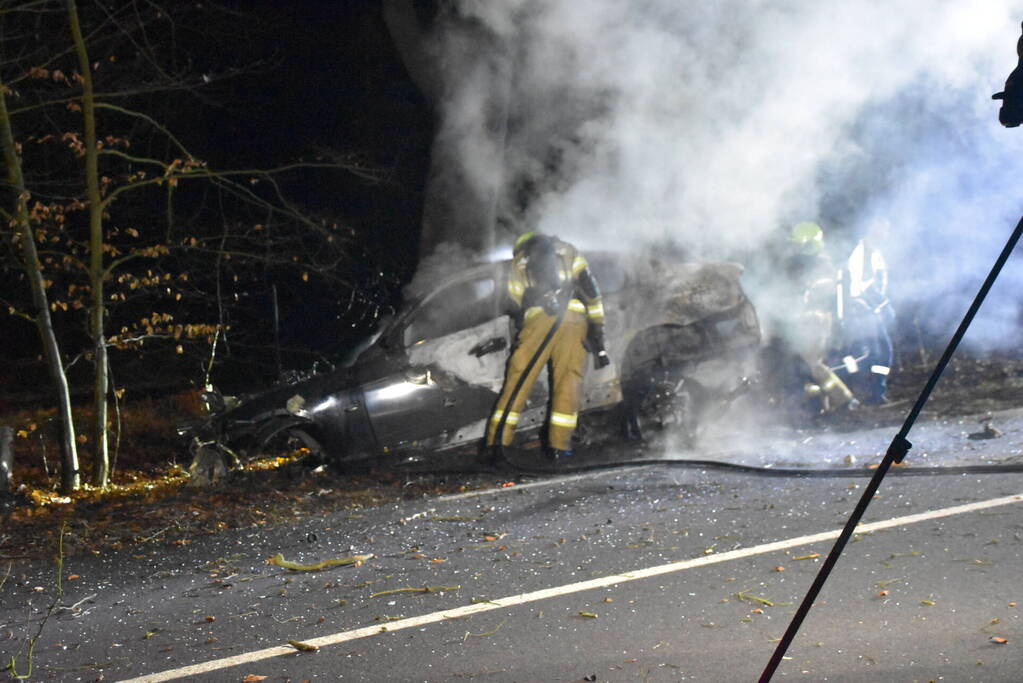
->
[183,252,761,472]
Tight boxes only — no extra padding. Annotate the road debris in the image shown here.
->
[792,553,820,561]
[369,585,460,598]
[463,619,507,642]
[268,553,373,571]
[968,418,1003,440]
[287,639,319,652]
[736,592,778,607]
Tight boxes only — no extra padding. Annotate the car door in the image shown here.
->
[362,267,512,453]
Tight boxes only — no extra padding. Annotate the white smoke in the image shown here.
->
[438,0,1023,350]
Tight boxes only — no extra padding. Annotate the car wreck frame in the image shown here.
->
[184,251,761,469]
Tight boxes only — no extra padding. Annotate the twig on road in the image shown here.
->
[463,618,507,642]
[370,585,460,598]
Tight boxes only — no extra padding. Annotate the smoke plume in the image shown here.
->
[435,0,1023,350]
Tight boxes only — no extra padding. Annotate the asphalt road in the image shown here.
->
[2,449,1022,682]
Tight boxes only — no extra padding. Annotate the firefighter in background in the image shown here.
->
[485,232,610,462]
[785,222,857,413]
[836,219,894,404]
[993,20,1023,127]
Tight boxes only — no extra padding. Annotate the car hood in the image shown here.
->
[220,366,357,423]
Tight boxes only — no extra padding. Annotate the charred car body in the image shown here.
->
[186,252,761,468]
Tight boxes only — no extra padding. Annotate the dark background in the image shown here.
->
[1,1,436,397]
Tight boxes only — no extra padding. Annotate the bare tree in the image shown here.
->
[0,66,80,493]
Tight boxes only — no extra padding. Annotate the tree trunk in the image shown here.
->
[68,0,109,487]
[383,0,509,261]
[0,426,12,493]
[0,75,81,493]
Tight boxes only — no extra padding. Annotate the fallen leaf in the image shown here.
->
[920,599,936,606]
[751,608,765,614]
[578,611,598,619]
[430,558,447,564]
[501,482,515,488]
[877,590,890,598]
[792,553,820,561]
[68,574,80,581]
[774,566,785,572]
[242,676,267,682]
[204,616,216,622]
[991,637,1008,645]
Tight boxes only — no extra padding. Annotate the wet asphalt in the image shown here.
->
[2,414,1023,682]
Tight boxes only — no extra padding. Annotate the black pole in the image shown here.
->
[760,212,1023,682]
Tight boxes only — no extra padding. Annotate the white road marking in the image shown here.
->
[118,492,1023,683]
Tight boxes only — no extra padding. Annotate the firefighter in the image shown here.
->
[485,232,610,463]
[837,220,894,404]
[784,222,857,414]
[993,21,1023,127]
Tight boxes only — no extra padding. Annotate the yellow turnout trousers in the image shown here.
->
[486,307,589,451]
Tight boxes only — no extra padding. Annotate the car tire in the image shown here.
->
[256,426,327,466]
[622,362,707,447]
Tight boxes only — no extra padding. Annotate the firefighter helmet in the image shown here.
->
[513,231,537,255]
[790,222,824,252]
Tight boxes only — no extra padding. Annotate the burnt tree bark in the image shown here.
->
[383,0,512,261]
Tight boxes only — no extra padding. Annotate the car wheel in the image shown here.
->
[623,363,706,446]
[256,426,326,466]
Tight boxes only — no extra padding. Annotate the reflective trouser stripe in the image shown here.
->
[587,300,605,322]
[485,310,589,449]
[524,306,543,320]
[567,299,586,313]
[490,411,519,426]
[549,412,577,428]
[871,365,891,376]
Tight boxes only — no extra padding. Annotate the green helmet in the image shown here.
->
[790,222,824,252]
[513,231,537,255]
